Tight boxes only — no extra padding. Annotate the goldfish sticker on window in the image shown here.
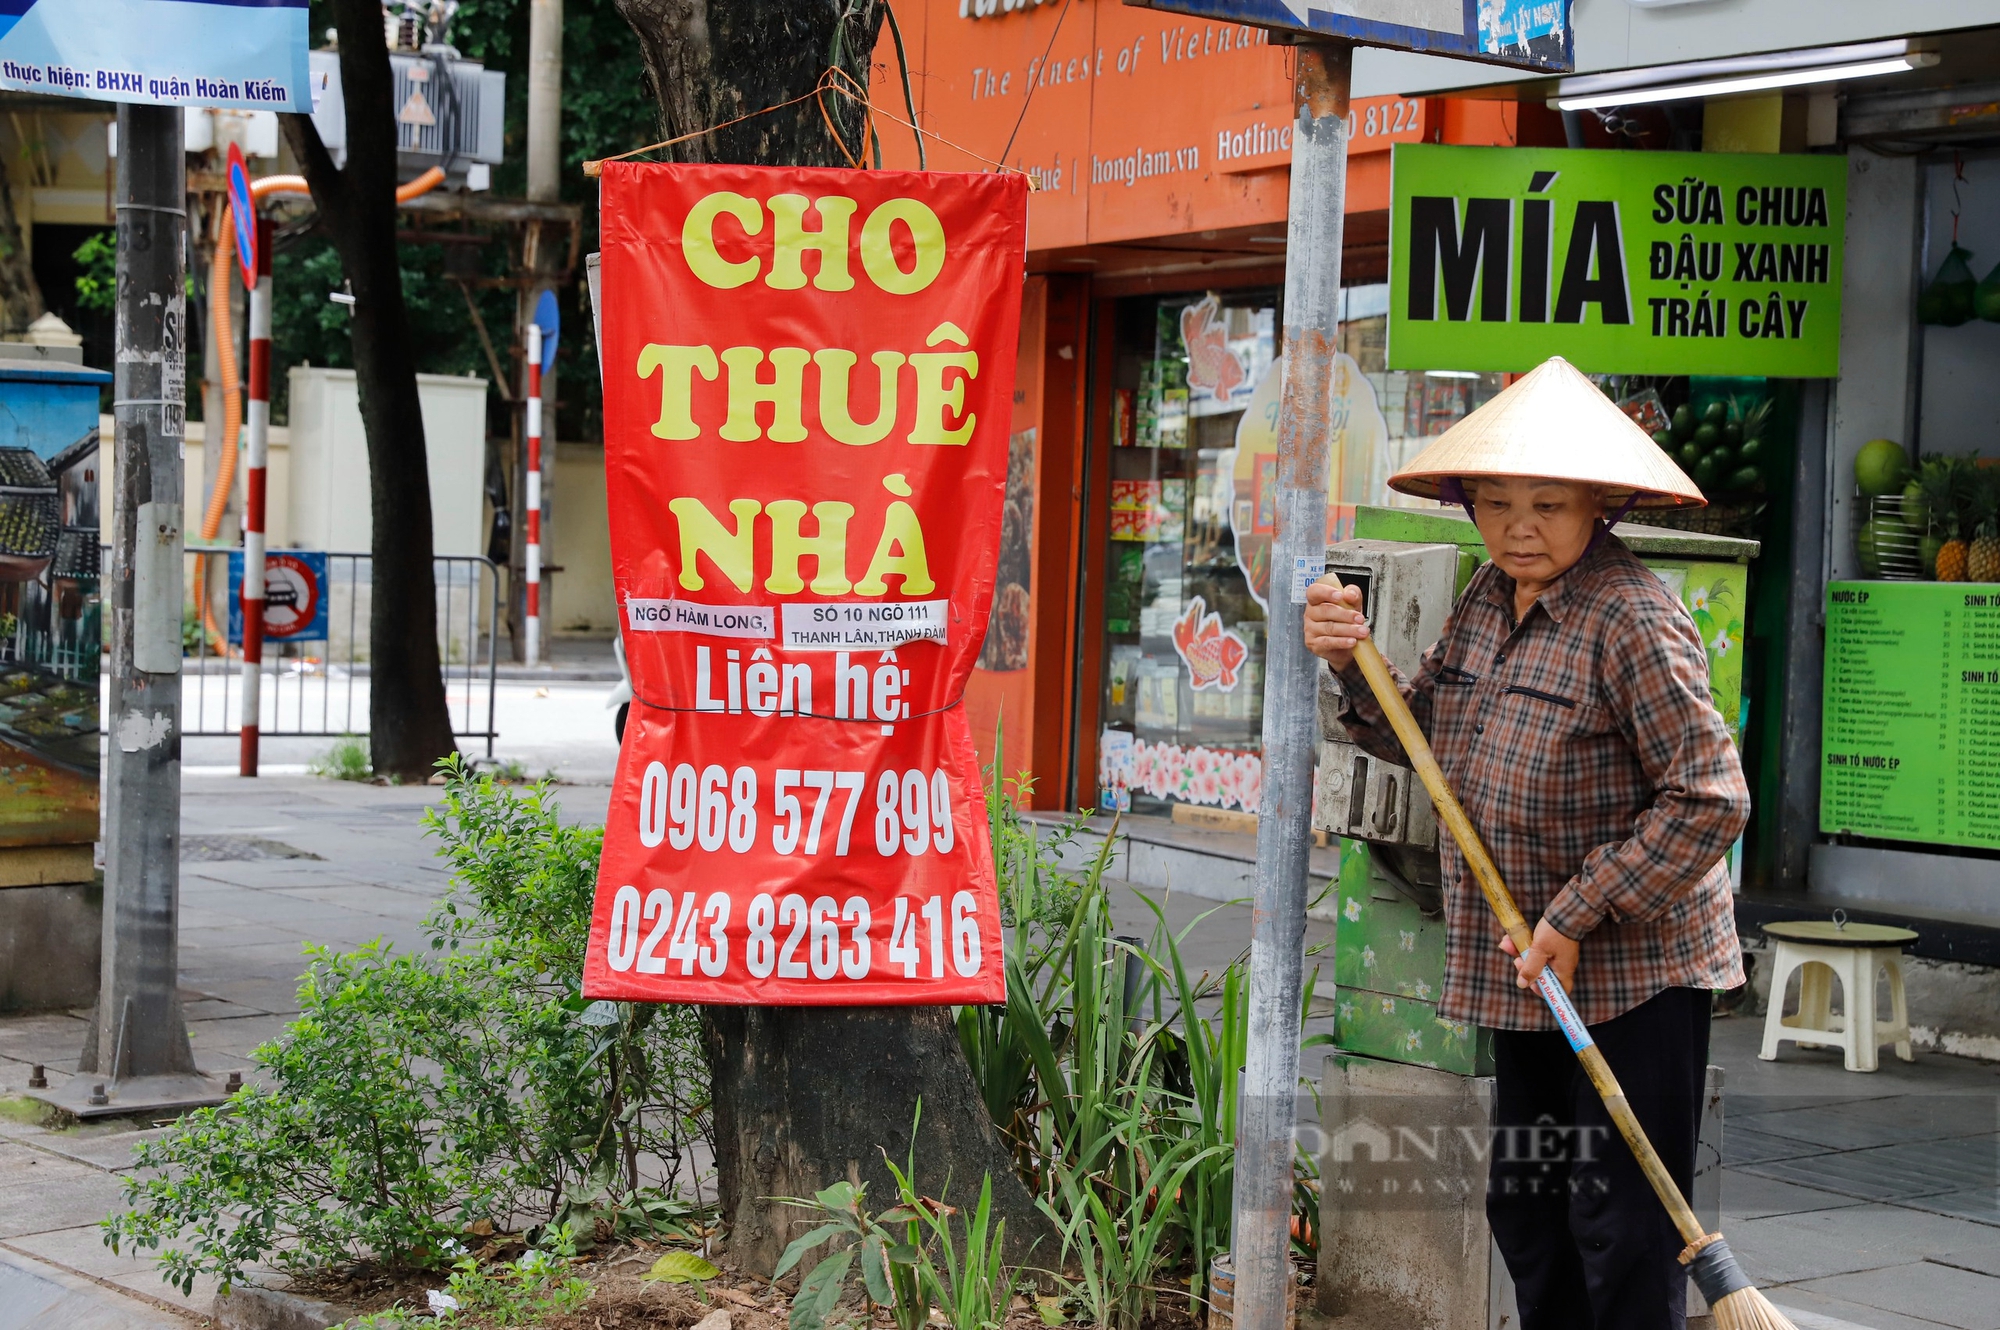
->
[1182,295,1246,407]
[1171,595,1248,693]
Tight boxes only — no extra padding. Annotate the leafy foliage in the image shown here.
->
[772,1123,1021,1330]
[347,1223,593,1327]
[72,231,116,314]
[961,776,1326,1328]
[103,761,712,1294]
[309,734,372,781]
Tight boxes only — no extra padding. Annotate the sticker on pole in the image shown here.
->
[585,162,1029,1007]
[228,550,328,643]
[227,142,257,291]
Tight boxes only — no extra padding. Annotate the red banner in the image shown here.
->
[583,163,1028,1006]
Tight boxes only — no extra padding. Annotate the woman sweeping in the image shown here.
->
[1304,357,1750,1330]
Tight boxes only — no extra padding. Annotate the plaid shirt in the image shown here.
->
[1333,537,1747,1031]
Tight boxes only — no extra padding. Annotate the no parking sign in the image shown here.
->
[228,550,328,643]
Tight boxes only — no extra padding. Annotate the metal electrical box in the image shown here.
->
[1312,538,1481,1074]
[1314,539,1460,854]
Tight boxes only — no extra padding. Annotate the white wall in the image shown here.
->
[1828,149,1923,582]
[286,367,489,557]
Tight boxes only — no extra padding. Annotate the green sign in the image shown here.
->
[1388,145,1845,377]
[1821,581,2000,850]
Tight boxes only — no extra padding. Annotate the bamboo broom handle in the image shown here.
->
[1334,601,1708,1247]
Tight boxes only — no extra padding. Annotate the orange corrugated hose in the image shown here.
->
[201,222,243,545]
[191,218,244,649]
[190,167,446,651]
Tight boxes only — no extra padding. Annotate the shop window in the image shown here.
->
[1335,284,1507,510]
[1096,285,1505,819]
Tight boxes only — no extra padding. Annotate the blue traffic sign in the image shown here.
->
[227,142,257,289]
[1120,0,1571,73]
[229,550,329,644]
[533,289,560,373]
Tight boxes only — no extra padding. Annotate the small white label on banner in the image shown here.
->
[1290,555,1325,605]
[626,599,775,638]
[782,600,949,651]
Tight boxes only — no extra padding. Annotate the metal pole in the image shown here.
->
[523,0,561,665]
[1230,41,1350,1330]
[239,216,273,777]
[93,101,197,1083]
[524,322,544,667]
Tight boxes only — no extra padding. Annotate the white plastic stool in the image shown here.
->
[1758,919,1917,1072]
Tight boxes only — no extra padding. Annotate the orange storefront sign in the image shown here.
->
[870,0,1436,250]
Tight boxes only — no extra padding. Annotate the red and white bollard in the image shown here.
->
[239,216,273,777]
[525,321,544,667]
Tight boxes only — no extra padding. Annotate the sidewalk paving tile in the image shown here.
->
[1899,1188,2000,1227]
[1933,1247,2000,1279]
[1719,1168,1868,1220]
[0,1242,193,1329]
[1739,1133,1999,1202]
[1795,1261,2000,1330]
[1732,1095,1999,1151]
[0,1145,131,1239]
[1727,1123,1833,1165]
[1719,1201,2000,1285]
[1774,1286,1968,1330]
[7,1125,172,1175]
[4,1222,220,1319]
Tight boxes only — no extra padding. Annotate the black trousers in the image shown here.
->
[1487,986,1710,1330]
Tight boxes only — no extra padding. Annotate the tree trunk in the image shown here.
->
[613,0,879,167]
[282,0,458,781]
[0,152,44,335]
[706,1007,1051,1274]
[609,0,1052,1274]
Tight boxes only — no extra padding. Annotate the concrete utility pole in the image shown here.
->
[85,102,199,1097]
[526,0,563,205]
[1230,40,1350,1330]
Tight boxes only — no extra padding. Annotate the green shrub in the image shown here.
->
[104,760,712,1294]
[347,1223,593,1328]
[309,735,371,781]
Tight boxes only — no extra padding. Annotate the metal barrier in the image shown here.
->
[178,549,501,756]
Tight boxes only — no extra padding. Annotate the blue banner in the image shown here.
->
[0,0,310,112]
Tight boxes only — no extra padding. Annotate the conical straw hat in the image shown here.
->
[1388,356,1705,509]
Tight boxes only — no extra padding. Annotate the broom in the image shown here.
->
[1330,578,1795,1330]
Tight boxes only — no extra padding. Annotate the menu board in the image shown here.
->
[1821,581,2000,849]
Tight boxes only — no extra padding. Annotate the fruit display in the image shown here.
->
[1654,394,1773,498]
[1854,438,1911,496]
[1971,468,2000,582]
[1918,245,1978,326]
[1899,454,2000,582]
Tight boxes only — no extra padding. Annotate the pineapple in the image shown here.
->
[1970,466,2000,583]
[1918,458,1970,581]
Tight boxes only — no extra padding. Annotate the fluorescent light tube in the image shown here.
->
[1554,54,1933,111]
